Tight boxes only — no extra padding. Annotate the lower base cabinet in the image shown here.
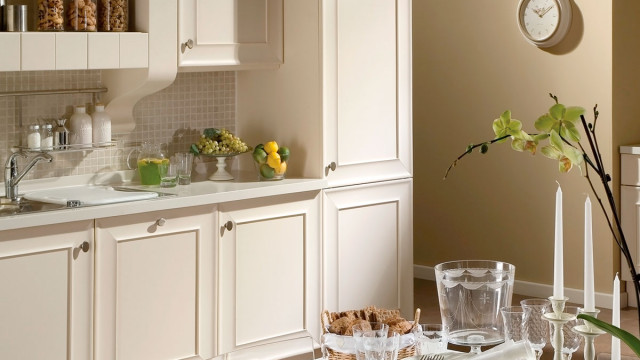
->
[0,221,94,360]
[94,205,217,360]
[323,179,413,318]
[217,191,322,355]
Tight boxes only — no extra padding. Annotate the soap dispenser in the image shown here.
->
[69,105,92,148]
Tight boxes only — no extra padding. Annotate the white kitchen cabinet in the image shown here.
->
[94,205,216,360]
[620,148,640,306]
[323,179,413,319]
[0,33,21,71]
[178,0,283,71]
[22,33,56,71]
[321,0,412,186]
[217,191,321,355]
[0,221,94,360]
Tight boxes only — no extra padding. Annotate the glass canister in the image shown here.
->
[26,124,41,149]
[41,123,54,150]
[137,142,168,186]
[98,0,127,31]
[37,0,64,31]
[67,0,97,31]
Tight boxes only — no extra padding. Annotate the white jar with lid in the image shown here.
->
[27,124,41,149]
[91,103,111,146]
[69,105,92,148]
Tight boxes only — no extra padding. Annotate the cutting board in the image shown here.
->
[24,186,159,206]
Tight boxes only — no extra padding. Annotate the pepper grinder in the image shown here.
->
[54,117,69,149]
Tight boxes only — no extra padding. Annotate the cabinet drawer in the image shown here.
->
[56,33,88,70]
[622,154,640,186]
[0,33,20,71]
[88,33,119,69]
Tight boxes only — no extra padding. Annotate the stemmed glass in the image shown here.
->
[549,306,582,360]
[521,298,551,360]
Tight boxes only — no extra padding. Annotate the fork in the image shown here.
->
[420,355,445,360]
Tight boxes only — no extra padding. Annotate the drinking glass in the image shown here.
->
[500,306,524,342]
[412,323,447,355]
[549,306,581,360]
[160,162,177,188]
[521,298,551,360]
[353,322,389,360]
[175,152,194,185]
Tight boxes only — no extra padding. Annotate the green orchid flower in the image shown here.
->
[540,130,584,173]
[535,103,585,142]
[492,110,523,142]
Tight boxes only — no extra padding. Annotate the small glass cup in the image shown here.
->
[500,306,525,342]
[159,161,177,188]
[353,322,389,360]
[412,323,447,355]
[175,152,194,185]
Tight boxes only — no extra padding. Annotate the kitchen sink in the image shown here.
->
[0,197,68,217]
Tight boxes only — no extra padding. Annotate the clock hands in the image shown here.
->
[531,4,555,18]
[540,4,555,17]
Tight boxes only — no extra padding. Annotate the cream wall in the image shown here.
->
[412,1,640,294]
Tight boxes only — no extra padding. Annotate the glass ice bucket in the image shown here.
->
[434,260,515,351]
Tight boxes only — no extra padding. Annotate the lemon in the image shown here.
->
[264,141,279,154]
[275,161,287,175]
[151,158,165,165]
[260,163,275,179]
[267,152,281,169]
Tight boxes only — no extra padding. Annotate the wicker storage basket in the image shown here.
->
[320,308,421,360]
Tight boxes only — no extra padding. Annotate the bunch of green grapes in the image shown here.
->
[192,128,250,155]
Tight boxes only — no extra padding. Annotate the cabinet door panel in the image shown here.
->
[178,0,283,70]
[0,221,93,360]
[95,205,216,360]
[323,179,413,318]
[323,0,412,186]
[218,192,321,354]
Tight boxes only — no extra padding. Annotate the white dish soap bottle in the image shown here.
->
[91,103,111,146]
[69,105,92,148]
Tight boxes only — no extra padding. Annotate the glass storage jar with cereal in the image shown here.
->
[67,0,97,31]
[98,0,127,32]
[37,0,64,31]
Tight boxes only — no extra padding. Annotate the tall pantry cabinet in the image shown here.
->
[237,0,413,320]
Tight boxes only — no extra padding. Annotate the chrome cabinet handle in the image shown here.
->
[156,218,166,227]
[224,221,233,231]
[79,241,90,253]
[181,39,194,53]
[327,162,337,172]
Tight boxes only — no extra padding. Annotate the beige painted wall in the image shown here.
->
[412,0,640,294]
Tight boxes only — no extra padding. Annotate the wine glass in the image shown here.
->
[521,298,551,360]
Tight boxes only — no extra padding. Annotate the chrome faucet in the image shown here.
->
[4,151,53,201]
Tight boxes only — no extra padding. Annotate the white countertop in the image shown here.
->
[0,170,327,231]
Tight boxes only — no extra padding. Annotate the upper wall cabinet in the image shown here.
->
[178,0,283,71]
[0,32,148,72]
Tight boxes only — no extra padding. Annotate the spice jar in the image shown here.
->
[54,117,69,149]
[27,124,42,150]
[41,123,54,150]
[98,0,127,32]
[37,0,64,31]
[67,0,97,31]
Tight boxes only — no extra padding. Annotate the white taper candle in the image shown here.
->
[584,196,595,312]
[612,273,620,360]
[553,184,564,299]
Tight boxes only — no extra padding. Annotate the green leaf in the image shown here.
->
[203,128,221,140]
[190,144,200,156]
[549,103,566,120]
[535,114,555,132]
[577,314,640,357]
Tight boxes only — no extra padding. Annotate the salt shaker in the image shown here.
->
[27,124,41,149]
[41,123,54,150]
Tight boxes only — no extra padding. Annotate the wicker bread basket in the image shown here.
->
[320,307,421,360]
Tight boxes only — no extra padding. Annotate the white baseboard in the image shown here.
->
[414,264,626,310]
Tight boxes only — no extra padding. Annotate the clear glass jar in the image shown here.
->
[41,124,54,150]
[67,0,97,31]
[137,143,168,186]
[37,0,64,31]
[27,124,41,149]
[98,0,127,32]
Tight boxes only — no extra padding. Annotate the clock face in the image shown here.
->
[520,0,560,41]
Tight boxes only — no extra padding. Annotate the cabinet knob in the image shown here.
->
[224,221,233,231]
[327,162,337,172]
[156,218,166,227]
[79,241,90,253]
[181,39,194,53]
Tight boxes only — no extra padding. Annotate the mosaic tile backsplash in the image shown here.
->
[0,70,236,183]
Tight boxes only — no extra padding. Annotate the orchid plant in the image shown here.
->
[445,93,640,334]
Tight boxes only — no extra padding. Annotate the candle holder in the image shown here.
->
[543,296,576,360]
[572,308,605,360]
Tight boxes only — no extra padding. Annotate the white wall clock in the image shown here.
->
[517,0,572,48]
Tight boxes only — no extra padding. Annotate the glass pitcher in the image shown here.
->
[137,142,168,185]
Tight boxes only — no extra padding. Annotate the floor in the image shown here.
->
[414,278,640,359]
